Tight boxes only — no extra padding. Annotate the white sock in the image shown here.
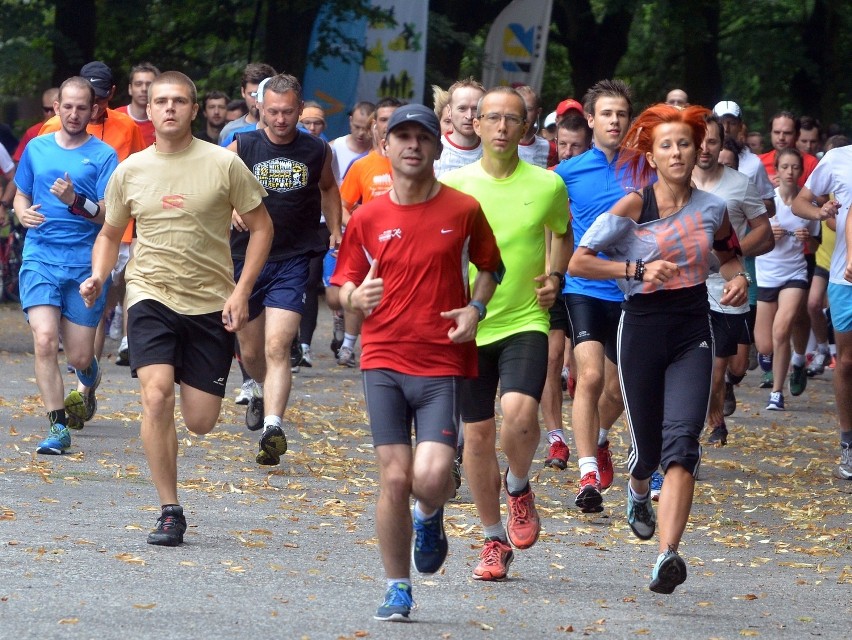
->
[263,415,281,431]
[578,456,598,479]
[301,343,310,352]
[817,342,830,354]
[482,522,507,541]
[413,501,438,521]
[629,482,650,502]
[505,470,528,494]
[342,333,357,350]
[598,428,609,446]
[387,578,411,589]
[791,352,806,367]
[547,429,565,444]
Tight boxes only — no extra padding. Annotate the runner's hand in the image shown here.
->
[18,203,44,228]
[534,273,558,309]
[50,172,76,206]
[231,209,248,232]
[79,277,103,308]
[440,305,479,343]
[353,260,382,315]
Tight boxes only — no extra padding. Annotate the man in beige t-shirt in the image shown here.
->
[81,72,273,547]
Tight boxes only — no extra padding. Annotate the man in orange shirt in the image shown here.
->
[758,111,818,187]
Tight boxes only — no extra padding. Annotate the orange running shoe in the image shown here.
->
[505,476,541,549]
[597,440,614,489]
[545,440,570,470]
[473,537,514,581]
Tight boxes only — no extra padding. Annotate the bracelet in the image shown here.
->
[68,194,100,219]
[733,271,752,285]
[634,258,645,282]
[548,271,565,290]
[468,300,487,322]
[625,259,631,280]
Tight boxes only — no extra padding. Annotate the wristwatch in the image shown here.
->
[468,300,487,322]
[549,271,566,290]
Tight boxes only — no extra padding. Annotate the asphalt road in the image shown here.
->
[0,301,849,640]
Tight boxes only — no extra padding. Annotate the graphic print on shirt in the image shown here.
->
[253,157,309,193]
[635,209,712,294]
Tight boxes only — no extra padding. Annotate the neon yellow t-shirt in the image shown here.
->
[441,159,568,345]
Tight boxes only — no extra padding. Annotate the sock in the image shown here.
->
[726,371,745,385]
[263,415,281,431]
[841,431,852,447]
[483,522,507,541]
[578,456,598,479]
[817,342,830,355]
[47,409,67,426]
[759,353,773,372]
[387,578,411,589]
[76,357,100,388]
[300,342,310,352]
[598,428,609,446]
[547,429,565,444]
[629,482,651,502]
[505,469,528,494]
[413,501,438,521]
[342,333,357,350]
[791,352,806,367]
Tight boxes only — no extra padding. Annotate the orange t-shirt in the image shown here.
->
[115,105,156,147]
[339,150,393,208]
[758,148,818,188]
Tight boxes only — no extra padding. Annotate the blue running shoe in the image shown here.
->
[649,547,687,594]
[649,471,664,502]
[627,485,656,540]
[766,391,785,411]
[36,423,71,455]
[374,582,414,622]
[412,506,448,574]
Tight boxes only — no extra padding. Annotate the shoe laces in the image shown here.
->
[480,538,510,565]
[508,489,535,524]
[158,513,182,531]
[579,471,599,489]
[413,515,442,554]
[383,583,413,608]
[631,494,654,521]
[549,441,568,457]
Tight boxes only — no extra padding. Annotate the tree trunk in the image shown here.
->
[52,0,97,85]
[677,0,721,108]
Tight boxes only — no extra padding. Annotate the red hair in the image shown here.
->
[617,103,711,188]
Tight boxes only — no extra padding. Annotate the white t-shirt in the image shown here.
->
[518,136,550,168]
[738,148,775,200]
[804,147,852,286]
[706,167,767,313]
[755,188,820,288]
[434,134,482,178]
[330,135,368,186]
[0,143,13,175]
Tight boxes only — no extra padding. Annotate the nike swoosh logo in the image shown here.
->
[406,113,417,119]
[441,229,452,234]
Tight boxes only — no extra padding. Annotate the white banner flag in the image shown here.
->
[356,1,429,104]
[482,0,553,93]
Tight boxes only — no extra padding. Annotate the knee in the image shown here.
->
[462,423,495,453]
[141,384,174,419]
[577,367,604,394]
[66,351,93,371]
[32,330,59,359]
[661,433,701,476]
[381,464,413,499]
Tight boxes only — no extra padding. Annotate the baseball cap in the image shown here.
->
[556,98,584,118]
[80,61,113,98]
[386,104,440,139]
[255,77,272,104]
[713,100,742,119]
[543,111,557,129]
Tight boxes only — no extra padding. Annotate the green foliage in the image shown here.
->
[541,25,573,111]
[0,0,55,97]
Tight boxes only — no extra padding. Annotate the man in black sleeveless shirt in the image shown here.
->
[227,74,342,466]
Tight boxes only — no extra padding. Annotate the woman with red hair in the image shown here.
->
[569,104,749,594]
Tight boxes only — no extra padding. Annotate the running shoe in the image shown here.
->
[759,371,773,389]
[560,366,569,392]
[331,311,344,356]
[806,351,829,377]
[505,475,540,549]
[36,423,70,455]
[64,389,87,430]
[108,306,123,340]
[838,443,852,480]
[766,391,784,411]
[290,338,301,373]
[757,352,772,372]
[246,390,264,431]
[788,364,807,396]
[574,471,603,513]
[256,425,288,466]
[82,359,102,422]
[597,440,614,489]
[300,345,313,368]
[472,537,514,581]
[412,506,448,574]
[707,421,728,446]
[544,440,569,470]
[722,381,736,417]
[649,547,687,594]
[147,505,187,547]
[235,380,253,405]
[566,375,576,400]
[649,471,664,502]
[626,486,656,540]
[374,582,413,622]
[116,336,130,366]
[337,345,356,368]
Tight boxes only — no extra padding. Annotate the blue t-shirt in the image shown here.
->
[554,145,635,301]
[15,133,118,267]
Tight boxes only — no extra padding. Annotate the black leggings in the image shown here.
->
[299,226,331,346]
[619,312,713,480]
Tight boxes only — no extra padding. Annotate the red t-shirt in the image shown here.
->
[759,148,818,188]
[331,186,502,378]
[12,121,44,162]
[115,105,156,147]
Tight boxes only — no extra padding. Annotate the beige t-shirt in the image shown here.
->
[105,138,266,315]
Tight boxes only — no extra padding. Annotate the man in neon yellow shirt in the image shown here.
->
[440,86,572,580]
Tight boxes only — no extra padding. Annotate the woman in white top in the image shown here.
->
[754,148,820,410]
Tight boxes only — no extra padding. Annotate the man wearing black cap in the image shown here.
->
[332,104,502,622]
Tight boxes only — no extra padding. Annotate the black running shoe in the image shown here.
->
[649,548,687,594]
[246,393,264,431]
[147,505,187,546]
[707,422,728,446]
[256,425,288,466]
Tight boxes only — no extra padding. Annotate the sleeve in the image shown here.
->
[741,178,767,220]
[227,155,267,214]
[13,146,34,196]
[329,215,371,287]
[753,163,775,201]
[578,212,633,255]
[96,150,119,200]
[545,173,569,235]
[468,203,502,274]
[339,160,363,208]
[0,145,13,175]
[104,169,132,228]
[803,153,834,197]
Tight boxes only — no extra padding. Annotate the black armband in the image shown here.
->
[713,229,742,256]
[68,194,100,219]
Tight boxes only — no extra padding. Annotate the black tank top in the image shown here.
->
[231,129,328,261]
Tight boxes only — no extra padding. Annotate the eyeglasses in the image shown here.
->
[43,107,54,114]
[478,113,524,127]
[249,91,258,98]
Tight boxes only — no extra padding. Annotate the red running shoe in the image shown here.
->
[473,537,514,581]
[574,471,604,513]
[544,440,570,470]
[505,477,541,549]
[597,440,614,489]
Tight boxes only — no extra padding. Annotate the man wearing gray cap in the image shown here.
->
[332,104,502,621]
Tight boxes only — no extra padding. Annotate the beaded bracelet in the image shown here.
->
[625,259,631,280]
[634,258,645,282]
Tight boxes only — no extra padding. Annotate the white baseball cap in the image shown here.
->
[255,77,273,104]
[713,100,741,119]
[543,111,557,129]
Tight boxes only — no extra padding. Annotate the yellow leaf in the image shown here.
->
[133,603,156,610]
[58,618,79,624]
[740,631,759,636]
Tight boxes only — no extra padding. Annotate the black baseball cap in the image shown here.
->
[385,104,440,140]
[80,61,114,98]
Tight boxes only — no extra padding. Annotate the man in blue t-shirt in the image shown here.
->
[554,79,634,513]
[14,76,118,455]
